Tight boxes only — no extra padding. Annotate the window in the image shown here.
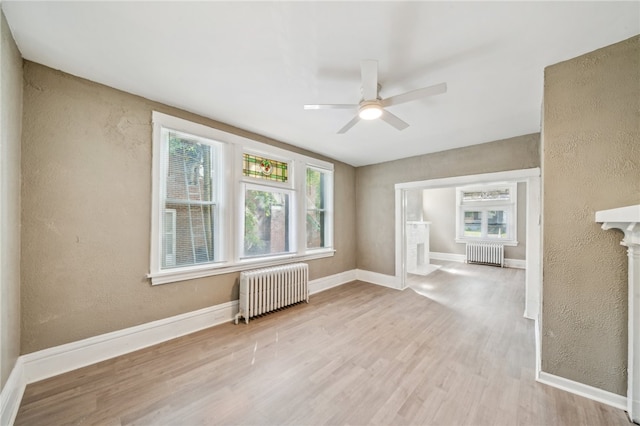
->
[243,153,288,183]
[306,167,332,250]
[243,187,291,258]
[241,151,294,259]
[456,183,517,244]
[150,112,334,285]
[162,130,221,268]
[463,211,482,237]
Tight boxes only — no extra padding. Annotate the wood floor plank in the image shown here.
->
[15,261,631,425]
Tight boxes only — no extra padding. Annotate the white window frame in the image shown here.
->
[240,183,295,260]
[150,114,228,279]
[241,149,293,190]
[163,209,177,267]
[305,165,334,252]
[149,112,334,285]
[455,183,518,245]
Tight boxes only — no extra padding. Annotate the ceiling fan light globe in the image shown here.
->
[359,104,383,120]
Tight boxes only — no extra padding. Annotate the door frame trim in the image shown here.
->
[394,167,541,321]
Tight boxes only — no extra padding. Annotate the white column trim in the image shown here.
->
[596,204,640,422]
[524,175,541,320]
[395,188,406,289]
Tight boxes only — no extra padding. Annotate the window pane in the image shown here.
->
[163,131,217,269]
[166,133,214,202]
[163,203,215,268]
[487,210,508,238]
[463,211,482,237]
[244,189,290,257]
[306,168,324,209]
[462,188,510,202]
[306,168,326,249]
[306,210,324,249]
[243,153,288,183]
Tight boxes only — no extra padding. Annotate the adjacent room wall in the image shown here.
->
[405,189,423,222]
[542,35,640,396]
[422,183,527,260]
[20,62,356,354]
[422,187,456,254]
[356,134,540,276]
[0,10,23,388]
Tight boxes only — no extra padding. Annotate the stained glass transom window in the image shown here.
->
[243,153,288,182]
[455,183,517,244]
[461,188,510,202]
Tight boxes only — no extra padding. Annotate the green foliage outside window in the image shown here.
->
[244,190,279,254]
[306,168,325,248]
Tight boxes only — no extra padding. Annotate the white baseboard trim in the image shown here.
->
[537,371,627,411]
[430,251,466,263]
[533,308,625,412]
[22,300,239,385]
[430,251,526,269]
[356,269,401,290]
[504,258,526,269]
[19,269,356,387]
[309,270,357,295]
[0,358,25,426]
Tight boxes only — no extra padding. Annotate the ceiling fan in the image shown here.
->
[304,60,447,134]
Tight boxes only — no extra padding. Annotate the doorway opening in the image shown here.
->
[394,168,541,320]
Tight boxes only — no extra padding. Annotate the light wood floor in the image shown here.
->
[16,262,630,425]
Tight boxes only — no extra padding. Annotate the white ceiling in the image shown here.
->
[3,1,639,167]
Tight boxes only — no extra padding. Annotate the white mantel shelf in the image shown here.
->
[596,204,640,424]
[596,204,640,222]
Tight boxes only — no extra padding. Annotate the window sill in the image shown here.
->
[148,249,336,285]
[455,239,519,247]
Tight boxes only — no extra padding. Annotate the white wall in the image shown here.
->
[421,183,527,260]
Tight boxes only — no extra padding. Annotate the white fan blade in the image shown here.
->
[337,115,361,134]
[380,110,409,131]
[304,104,358,110]
[361,60,378,101]
[381,82,447,107]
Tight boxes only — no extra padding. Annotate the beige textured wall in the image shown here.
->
[21,62,356,354]
[0,10,23,389]
[542,35,640,395]
[356,134,540,275]
[421,183,527,260]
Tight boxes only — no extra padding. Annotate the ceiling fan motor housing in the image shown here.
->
[358,100,383,120]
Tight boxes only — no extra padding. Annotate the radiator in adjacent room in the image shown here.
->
[235,263,309,324]
[465,242,504,267]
